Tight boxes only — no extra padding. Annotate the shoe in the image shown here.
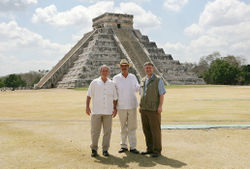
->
[130,149,139,154]
[118,148,128,153]
[141,151,153,155]
[91,149,98,157]
[103,151,110,156]
[151,153,161,158]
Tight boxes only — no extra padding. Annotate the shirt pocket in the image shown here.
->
[106,86,113,96]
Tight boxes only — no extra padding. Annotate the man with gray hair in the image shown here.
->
[86,65,118,157]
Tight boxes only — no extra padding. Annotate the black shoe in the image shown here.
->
[141,151,153,155]
[118,148,128,153]
[151,153,161,158]
[91,150,98,157]
[103,151,110,156]
[130,149,139,154]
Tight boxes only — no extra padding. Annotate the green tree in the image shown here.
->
[192,52,221,78]
[239,65,250,85]
[204,59,240,84]
[4,74,26,90]
[0,78,5,88]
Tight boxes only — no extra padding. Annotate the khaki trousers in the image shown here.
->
[140,110,162,153]
[118,109,137,149]
[90,114,112,151]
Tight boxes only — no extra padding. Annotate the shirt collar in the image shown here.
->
[120,73,130,79]
[146,74,154,81]
[98,76,111,83]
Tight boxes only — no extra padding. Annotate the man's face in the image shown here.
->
[144,65,154,75]
[100,67,110,78]
[120,65,129,74]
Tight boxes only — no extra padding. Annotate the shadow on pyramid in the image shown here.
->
[35,13,204,89]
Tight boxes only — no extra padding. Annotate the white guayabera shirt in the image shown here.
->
[87,77,118,115]
[113,73,140,110]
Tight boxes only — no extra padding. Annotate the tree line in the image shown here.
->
[185,52,250,85]
[0,70,48,90]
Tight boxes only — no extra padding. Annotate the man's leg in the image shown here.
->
[102,115,112,152]
[141,110,153,152]
[118,109,128,149]
[127,108,137,150]
[148,111,162,154]
[90,114,102,151]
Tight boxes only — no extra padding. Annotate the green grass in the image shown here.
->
[165,84,230,89]
[73,84,231,91]
[72,87,88,91]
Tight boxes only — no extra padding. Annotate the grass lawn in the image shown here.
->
[0,85,249,168]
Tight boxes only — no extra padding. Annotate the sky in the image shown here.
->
[0,0,250,76]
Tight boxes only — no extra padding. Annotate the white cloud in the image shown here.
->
[77,0,151,3]
[115,2,161,31]
[184,24,203,36]
[32,1,161,33]
[163,0,188,12]
[0,54,54,76]
[0,0,37,11]
[164,0,250,64]
[0,21,71,76]
[199,0,250,27]
[32,2,114,28]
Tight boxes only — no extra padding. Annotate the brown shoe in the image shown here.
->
[103,151,110,156]
[151,152,161,158]
[130,149,139,154]
[141,151,153,155]
[91,149,98,157]
[118,148,128,153]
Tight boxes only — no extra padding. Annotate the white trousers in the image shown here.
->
[118,108,137,149]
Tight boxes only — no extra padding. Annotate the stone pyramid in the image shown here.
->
[35,13,204,89]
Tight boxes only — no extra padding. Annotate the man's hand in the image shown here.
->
[112,108,117,118]
[157,106,162,114]
[86,107,91,116]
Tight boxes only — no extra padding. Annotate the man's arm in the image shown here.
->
[158,79,166,114]
[158,94,164,114]
[134,76,140,92]
[113,100,118,118]
[86,96,91,115]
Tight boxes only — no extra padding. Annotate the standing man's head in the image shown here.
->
[144,62,154,77]
[99,65,110,79]
[118,59,131,76]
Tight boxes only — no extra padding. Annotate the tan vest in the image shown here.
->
[140,74,160,111]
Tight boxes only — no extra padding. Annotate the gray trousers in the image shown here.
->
[90,114,112,151]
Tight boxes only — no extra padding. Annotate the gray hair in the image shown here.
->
[99,65,110,72]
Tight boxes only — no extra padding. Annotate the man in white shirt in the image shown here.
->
[113,59,140,154]
[86,65,118,157]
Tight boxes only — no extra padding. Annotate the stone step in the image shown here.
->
[112,28,165,82]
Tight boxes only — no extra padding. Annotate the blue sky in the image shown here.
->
[0,0,250,76]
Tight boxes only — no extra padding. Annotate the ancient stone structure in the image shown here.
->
[35,13,204,89]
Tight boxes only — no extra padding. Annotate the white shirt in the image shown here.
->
[87,77,117,115]
[113,73,140,109]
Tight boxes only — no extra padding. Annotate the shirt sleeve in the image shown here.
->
[134,76,140,92]
[113,83,118,100]
[158,79,166,95]
[87,81,93,97]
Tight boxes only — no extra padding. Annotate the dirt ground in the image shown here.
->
[0,86,250,169]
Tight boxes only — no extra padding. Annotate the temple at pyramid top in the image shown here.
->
[35,12,204,89]
[92,13,134,29]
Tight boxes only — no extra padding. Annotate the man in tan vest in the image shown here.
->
[139,62,166,157]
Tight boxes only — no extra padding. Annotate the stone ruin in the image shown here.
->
[35,13,204,89]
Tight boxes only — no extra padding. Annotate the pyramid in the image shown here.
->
[35,13,204,89]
